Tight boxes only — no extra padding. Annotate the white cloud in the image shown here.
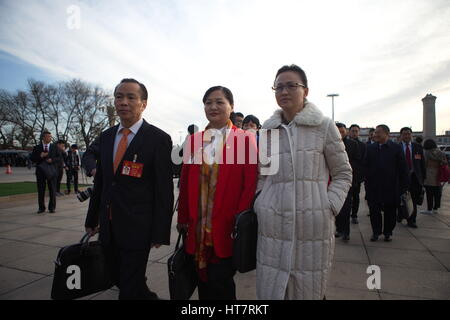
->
[0,0,449,143]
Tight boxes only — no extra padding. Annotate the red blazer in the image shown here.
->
[177,126,258,258]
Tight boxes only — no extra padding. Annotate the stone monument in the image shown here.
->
[422,94,436,141]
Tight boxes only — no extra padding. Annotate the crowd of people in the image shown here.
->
[30,134,81,213]
[0,152,29,167]
[26,64,448,300]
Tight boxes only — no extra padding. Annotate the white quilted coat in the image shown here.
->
[254,100,352,300]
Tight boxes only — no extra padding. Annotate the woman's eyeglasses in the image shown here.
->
[272,82,306,94]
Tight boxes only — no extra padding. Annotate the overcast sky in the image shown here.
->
[1,0,449,144]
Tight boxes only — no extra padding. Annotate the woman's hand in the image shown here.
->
[85,226,99,236]
[176,223,188,233]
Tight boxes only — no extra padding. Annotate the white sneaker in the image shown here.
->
[420,210,432,215]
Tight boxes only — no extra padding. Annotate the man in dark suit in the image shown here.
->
[82,136,99,178]
[364,125,409,242]
[55,140,67,196]
[366,128,375,145]
[349,124,367,224]
[30,131,61,213]
[66,144,81,194]
[398,127,425,228]
[335,123,359,241]
[85,78,174,300]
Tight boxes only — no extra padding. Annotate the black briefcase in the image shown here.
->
[167,231,197,300]
[232,192,260,273]
[51,233,113,300]
[38,162,57,180]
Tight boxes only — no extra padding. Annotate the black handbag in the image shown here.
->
[167,230,197,300]
[417,187,425,206]
[38,161,57,180]
[51,233,113,300]
[232,191,260,273]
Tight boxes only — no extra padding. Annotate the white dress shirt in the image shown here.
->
[113,118,144,161]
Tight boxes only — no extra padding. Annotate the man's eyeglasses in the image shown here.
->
[272,82,306,94]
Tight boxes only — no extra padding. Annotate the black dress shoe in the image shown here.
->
[37,209,45,214]
[407,222,418,228]
[335,232,342,238]
[384,235,392,242]
[342,234,350,241]
[370,234,379,242]
[49,209,55,214]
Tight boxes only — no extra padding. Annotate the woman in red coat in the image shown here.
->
[177,86,258,300]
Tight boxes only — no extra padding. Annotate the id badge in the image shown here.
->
[122,159,144,178]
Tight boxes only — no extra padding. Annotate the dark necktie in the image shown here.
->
[44,145,48,153]
[405,144,412,170]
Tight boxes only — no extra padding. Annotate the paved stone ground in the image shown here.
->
[0,168,449,300]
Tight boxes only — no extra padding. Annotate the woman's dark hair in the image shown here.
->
[274,64,308,88]
[423,139,437,150]
[243,115,261,128]
[202,86,234,105]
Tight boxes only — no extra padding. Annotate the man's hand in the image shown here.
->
[91,168,97,177]
[40,152,48,158]
[46,158,52,163]
[85,226,99,236]
[151,243,162,249]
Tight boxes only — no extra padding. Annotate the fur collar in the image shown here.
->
[262,100,324,129]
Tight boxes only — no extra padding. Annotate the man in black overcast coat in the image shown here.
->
[364,125,409,242]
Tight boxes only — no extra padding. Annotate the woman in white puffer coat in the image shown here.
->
[254,65,352,300]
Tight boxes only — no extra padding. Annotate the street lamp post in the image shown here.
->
[327,93,339,121]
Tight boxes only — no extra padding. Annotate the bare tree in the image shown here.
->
[0,78,111,150]
[65,79,111,148]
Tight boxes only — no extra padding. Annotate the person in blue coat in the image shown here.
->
[363,124,409,242]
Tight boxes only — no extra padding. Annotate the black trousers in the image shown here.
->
[56,167,64,193]
[351,182,361,218]
[425,186,442,210]
[36,170,56,211]
[197,257,237,300]
[336,188,352,236]
[66,169,79,192]
[105,226,154,300]
[369,202,397,236]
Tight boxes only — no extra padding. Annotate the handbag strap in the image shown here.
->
[251,190,262,208]
[80,232,93,252]
[174,229,187,251]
